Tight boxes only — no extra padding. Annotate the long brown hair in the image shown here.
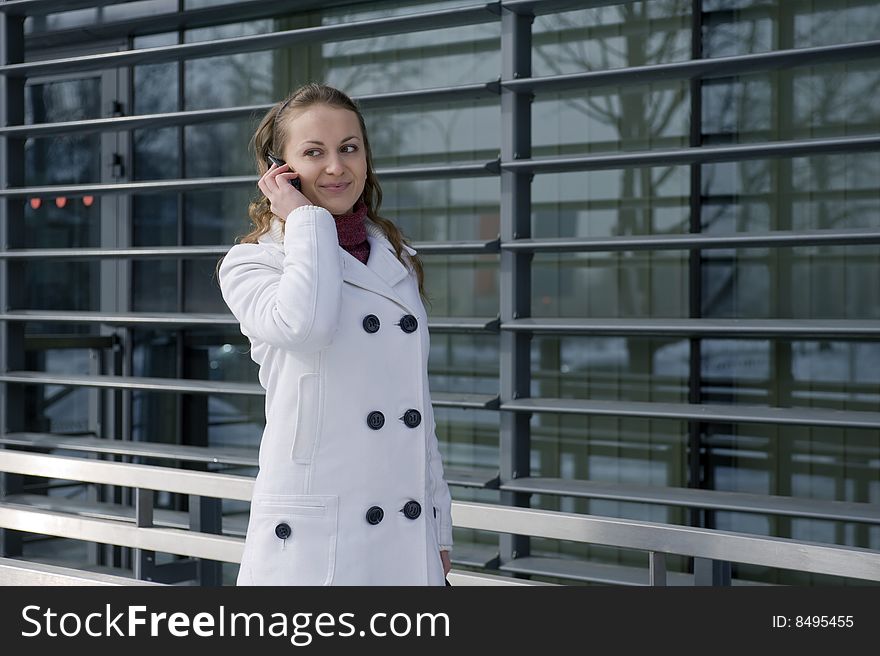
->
[214,82,430,308]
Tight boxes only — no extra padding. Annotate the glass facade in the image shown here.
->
[1,0,878,586]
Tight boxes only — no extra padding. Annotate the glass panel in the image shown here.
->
[132,33,183,315]
[533,335,690,402]
[533,2,692,76]
[532,167,691,240]
[358,155,500,244]
[533,84,691,157]
[368,99,499,168]
[23,77,102,309]
[24,0,177,33]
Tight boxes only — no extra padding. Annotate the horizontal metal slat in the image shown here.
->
[500,478,880,524]
[4,493,248,537]
[0,371,262,395]
[499,555,694,586]
[20,0,376,48]
[2,105,280,139]
[423,317,500,332]
[1,435,500,488]
[503,318,880,339]
[504,39,880,92]
[505,228,880,252]
[0,556,162,586]
[0,239,498,258]
[1,3,500,78]
[503,0,621,15]
[445,570,546,586]
[0,433,258,467]
[1,82,500,139]
[3,229,874,260]
[24,334,115,350]
[0,160,498,198]
[2,310,237,327]
[431,392,500,410]
[502,397,880,429]
[2,0,142,17]
[448,543,500,569]
[0,245,229,259]
[2,310,500,333]
[444,466,500,489]
[0,371,500,409]
[498,556,767,586]
[7,135,876,199]
[4,372,874,425]
[451,501,880,581]
[413,239,501,255]
[0,451,254,501]
[0,503,244,563]
[503,135,880,174]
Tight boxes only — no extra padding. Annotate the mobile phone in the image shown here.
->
[267,153,301,191]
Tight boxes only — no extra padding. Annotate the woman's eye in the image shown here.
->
[304,145,356,157]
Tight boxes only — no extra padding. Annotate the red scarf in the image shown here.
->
[332,196,370,264]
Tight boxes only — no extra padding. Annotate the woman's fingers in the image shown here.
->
[268,162,288,178]
[258,163,300,218]
[259,161,282,189]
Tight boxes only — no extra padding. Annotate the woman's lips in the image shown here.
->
[321,182,350,193]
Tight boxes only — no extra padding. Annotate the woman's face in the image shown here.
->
[281,104,368,216]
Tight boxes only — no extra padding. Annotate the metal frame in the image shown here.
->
[498,1,533,575]
[0,8,26,562]
[1,455,879,583]
[2,0,878,585]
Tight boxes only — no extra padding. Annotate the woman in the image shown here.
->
[217,82,453,586]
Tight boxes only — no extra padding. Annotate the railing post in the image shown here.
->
[649,551,667,586]
[190,494,223,586]
[133,487,154,581]
[694,557,731,586]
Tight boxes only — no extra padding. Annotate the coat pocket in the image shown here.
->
[291,372,320,464]
[245,494,338,586]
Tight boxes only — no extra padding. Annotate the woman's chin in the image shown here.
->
[322,195,357,215]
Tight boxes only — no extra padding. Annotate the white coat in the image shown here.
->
[218,204,453,586]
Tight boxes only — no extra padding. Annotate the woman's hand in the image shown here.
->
[257,161,310,221]
[440,550,451,577]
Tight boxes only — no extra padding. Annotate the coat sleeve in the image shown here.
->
[426,379,454,552]
[218,205,344,353]
[406,252,454,553]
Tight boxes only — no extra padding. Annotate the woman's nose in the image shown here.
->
[324,153,345,174]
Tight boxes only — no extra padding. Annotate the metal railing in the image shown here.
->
[1,450,878,585]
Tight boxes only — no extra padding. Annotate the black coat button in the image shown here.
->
[402,500,422,520]
[401,409,421,428]
[366,506,384,525]
[367,411,385,430]
[275,522,292,540]
[362,314,380,333]
[399,314,418,333]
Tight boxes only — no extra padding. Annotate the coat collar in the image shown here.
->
[262,214,419,314]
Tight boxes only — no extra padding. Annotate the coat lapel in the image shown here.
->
[261,214,419,314]
[341,219,418,314]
